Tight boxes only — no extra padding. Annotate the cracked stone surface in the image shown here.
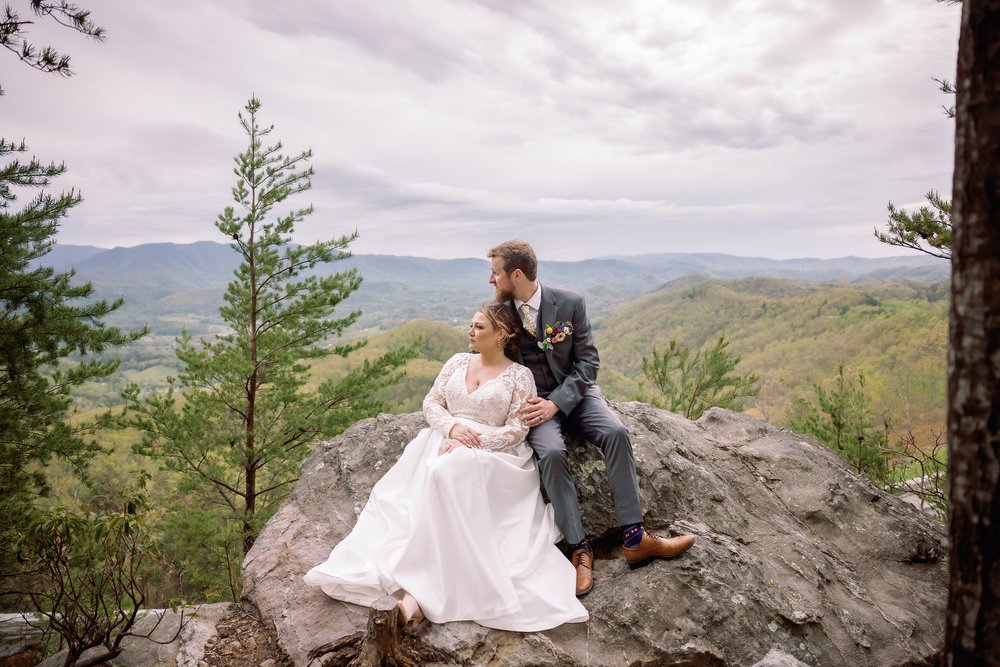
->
[243,405,947,667]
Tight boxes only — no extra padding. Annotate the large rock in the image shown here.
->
[242,405,946,666]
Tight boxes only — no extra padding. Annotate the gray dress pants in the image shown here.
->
[527,386,643,545]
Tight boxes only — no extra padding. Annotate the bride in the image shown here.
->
[304,303,589,631]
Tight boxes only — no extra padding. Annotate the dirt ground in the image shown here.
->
[200,609,292,667]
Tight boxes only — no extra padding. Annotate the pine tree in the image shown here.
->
[874,0,961,260]
[789,365,888,477]
[121,98,415,556]
[1,1,105,92]
[0,137,144,569]
[878,190,953,259]
[641,335,760,419]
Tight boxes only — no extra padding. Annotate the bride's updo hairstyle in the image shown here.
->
[480,302,520,353]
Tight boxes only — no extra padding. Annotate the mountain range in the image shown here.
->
[40,241,950,334]
[49,242,948,438]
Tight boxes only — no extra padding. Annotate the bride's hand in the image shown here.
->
[439,438,464,455]
[449,424,482,448]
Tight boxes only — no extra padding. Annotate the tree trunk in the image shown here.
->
[945,0,1000,664]
[306,596,453,667]
[353,595,404,667]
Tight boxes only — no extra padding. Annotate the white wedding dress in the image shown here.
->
[304,353,588,631]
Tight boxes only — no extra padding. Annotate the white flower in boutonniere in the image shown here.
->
[538,321,573,351]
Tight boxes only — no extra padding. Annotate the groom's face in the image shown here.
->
[489,257,516,302]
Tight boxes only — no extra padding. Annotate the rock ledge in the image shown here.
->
[243,405,946,667]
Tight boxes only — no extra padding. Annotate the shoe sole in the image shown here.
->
[575,583,593,597]
[625,540,695,570]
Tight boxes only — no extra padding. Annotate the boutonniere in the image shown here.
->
[538,321,574,351]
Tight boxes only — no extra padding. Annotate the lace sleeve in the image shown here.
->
[422,354,466,437]
[480,365,537,451]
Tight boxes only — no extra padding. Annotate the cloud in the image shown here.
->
[1,0,961,261]
[239,1,495,83]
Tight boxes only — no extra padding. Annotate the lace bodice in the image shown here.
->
[422,353,537,451]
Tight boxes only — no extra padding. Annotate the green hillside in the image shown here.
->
[305,320,470,413]
[72,276,947,438]
[301,276,947,438]
[593,276,947,435]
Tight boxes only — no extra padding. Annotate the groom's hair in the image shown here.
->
[488,240,538,281]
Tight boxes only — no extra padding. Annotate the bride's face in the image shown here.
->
[468,312,502,352]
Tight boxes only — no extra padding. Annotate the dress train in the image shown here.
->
[304,418,588,631]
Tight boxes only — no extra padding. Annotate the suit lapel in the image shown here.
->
[538,286,558,340]
[538,287,563,376]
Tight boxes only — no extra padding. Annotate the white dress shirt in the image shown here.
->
[514,283,542,333]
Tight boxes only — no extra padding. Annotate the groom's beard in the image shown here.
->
[495,286,515,302]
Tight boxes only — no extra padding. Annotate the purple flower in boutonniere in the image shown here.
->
[538,321,574,351]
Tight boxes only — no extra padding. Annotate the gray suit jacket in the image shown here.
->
[509,285,600,416]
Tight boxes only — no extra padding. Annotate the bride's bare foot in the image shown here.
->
[395,592,424,627]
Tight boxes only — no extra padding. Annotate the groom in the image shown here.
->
[488,240,695,596]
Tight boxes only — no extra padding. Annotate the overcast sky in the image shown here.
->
[4,0,959,261]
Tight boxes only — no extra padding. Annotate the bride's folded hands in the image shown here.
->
[438,437,471,455]
[448,423,482,448]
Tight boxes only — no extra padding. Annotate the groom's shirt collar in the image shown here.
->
[515,283,542,314]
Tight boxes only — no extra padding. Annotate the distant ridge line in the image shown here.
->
[48,240,942,265]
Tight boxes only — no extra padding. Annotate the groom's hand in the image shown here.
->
[521,397,558,427]
[449,424,482,448]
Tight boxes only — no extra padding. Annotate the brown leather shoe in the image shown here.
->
[623,532,695,569]
[570,548,594,597]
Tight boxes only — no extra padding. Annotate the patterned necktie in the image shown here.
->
[519,303,537,337]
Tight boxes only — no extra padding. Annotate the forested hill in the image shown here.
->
[594,276,947,433]
[44,241,949,334]
[300,276,947,442]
